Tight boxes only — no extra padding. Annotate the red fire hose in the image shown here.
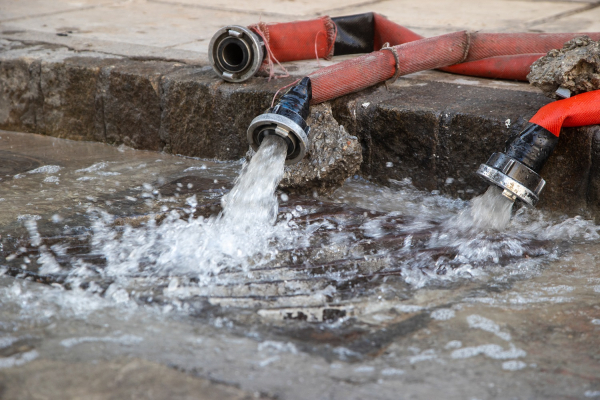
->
[529,90,600,136]
[308,32,600,103]
[234,14,600,132]
[248,14,600,92]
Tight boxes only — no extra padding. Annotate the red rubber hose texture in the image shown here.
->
[529,90,600,136]
[250,17,335,63]
[310,31,470,103]
[439,54,545,81]
[252,13,600,85]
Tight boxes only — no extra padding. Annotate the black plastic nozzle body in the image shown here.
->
[505,123,559,172]
[247,77,312,164]
[271,76,312,127]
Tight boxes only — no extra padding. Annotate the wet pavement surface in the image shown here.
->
[1,130,600,399]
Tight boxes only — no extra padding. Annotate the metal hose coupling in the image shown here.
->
[247,77,312,165]
[476,123,558,206]
[208,25,265,82]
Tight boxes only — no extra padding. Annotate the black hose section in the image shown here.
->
[331,13,375,56]
[505,123,558,172]
[273,77,312,121]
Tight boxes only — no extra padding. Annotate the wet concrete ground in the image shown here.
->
[1,130,599,399]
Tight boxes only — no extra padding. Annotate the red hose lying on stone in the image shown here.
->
[439,54,545,81]
[250,17,336,64]
[248,13,600,86]
[308,29,600,103]
[529,90,600,136]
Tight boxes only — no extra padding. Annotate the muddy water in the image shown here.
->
[1,130,599,400]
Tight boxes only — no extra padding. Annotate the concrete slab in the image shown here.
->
[0,0,284,51]
[531,6,600,32]
[0,0,121,23]
[1,0,596,65]
[151,0,377,18]
[337,0,586,35]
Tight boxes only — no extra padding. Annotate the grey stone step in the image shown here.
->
[1,39,599,219]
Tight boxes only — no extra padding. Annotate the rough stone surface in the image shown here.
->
[40,56,121,141]
[3,40,600,217]
[0,41,43,133]
[331,81,551,198]
[99,60,183,151]
[586,125,600,218]
[0,358,271,400]
[539,125,594,217]
[528,36,600,99]
[278,103,361,194]
[160,68,295,159]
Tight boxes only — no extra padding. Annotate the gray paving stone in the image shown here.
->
[100,60,183,150]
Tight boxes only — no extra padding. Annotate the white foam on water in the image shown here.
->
[466,315,511,341]
[380,368,405,376]
[451,343,526,360]
[60,334,143,348]
[0,350,39,369]
[409,349,437,364]
[431,309,456,321]
[445,340,463,349]
[28,165,61,174]
[0,337,19,349]
[258,340,298,354]
[43,176,59,184]
[76,162,111,173]
[502,360,527,371]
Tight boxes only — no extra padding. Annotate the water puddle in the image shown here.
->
[2,130,599,309]
[1,130,599,399]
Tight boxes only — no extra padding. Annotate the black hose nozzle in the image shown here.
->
[476,123,558,206]
[247,77,312,165]
[208,26,265,82]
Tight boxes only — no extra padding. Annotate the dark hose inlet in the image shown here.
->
[247,77,312,165]
[208,25,265,82]
[477,123,558,206]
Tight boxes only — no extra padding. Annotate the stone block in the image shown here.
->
[333,81,552,198]
[160,68,293,160]
[0,42,43,133]
[40,56,121,141]
[280,103,362,194]
[538,126,594,216]
[99,60,183,151]
[585,125,600,219]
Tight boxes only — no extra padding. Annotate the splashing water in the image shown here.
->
[221,135,288,226]
[448,186,515,232]
[87,135,291,284]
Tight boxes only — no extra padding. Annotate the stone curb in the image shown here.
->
[1,39,599,218]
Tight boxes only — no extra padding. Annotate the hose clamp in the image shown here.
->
[247,113,309,165]
[476,152,546,206]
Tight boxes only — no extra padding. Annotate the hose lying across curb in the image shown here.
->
[209,13,597,103]
[210,13,600,103]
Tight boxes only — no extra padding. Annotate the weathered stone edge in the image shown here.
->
[1,40,600,218]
